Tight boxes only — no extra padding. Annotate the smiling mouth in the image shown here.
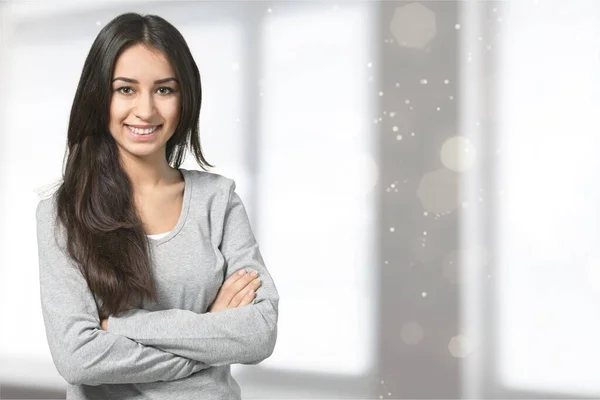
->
[126,124,162,135]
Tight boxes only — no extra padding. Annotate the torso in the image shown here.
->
[134,174,185,235]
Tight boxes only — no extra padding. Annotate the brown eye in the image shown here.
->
[157,87,174,95]
[116,87,133,95]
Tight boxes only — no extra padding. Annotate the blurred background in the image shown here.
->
[1,0,599,398]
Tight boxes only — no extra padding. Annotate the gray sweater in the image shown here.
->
[36,168,279,399]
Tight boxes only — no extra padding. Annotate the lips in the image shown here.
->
[126,124,162,135]
[126,124,161,129]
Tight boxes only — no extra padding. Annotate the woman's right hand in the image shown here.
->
[208,268,262,313]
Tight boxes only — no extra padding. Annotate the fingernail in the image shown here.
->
[250,270,258,277]
[239,269,247,275]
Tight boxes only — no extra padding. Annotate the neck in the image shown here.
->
[120,154,179,192]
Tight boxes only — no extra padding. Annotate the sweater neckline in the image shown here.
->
[149,168,192,247]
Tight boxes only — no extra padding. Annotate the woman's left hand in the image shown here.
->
[101,318,109,331]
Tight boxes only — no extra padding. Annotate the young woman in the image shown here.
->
[35,12,279,399]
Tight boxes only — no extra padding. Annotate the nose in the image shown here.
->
[133,91,156,121]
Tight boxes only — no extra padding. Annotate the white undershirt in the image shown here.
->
[147,231,171,240]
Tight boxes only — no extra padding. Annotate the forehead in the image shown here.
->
[113,43,175,81]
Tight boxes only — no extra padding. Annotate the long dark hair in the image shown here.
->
[53,12,213,320]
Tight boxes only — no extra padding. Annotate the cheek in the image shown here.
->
[161,101,180,122]
[109,99,128,123]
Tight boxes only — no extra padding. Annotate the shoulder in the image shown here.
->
[183,168,236,195]
[35,193,64,250]
[36,193,57,226]
[34,177,61,223]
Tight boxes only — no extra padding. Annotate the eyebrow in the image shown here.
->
[112,77,179,84]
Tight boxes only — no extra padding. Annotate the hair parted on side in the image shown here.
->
[53,12,214,320]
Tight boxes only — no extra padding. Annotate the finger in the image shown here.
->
[221,270,259,307]
[224,268,256,286]
[229,278,261,308]
[228,285,252,308]
[238,288,256,307]
[236,287,256,308]
[230,270,259,293]
[221,269,249,291]
[241,290,256,306]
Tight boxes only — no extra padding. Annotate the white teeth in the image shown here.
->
[127,125,159,135]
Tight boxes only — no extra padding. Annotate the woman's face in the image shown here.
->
[109,43,181,162]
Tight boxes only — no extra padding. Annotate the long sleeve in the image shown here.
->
[107,179,279,367]
[36,198,210,386]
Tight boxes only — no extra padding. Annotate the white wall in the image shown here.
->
[495,1,600,396]
[0,1,377,395]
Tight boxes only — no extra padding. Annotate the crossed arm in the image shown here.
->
[104,182,279,366]
[37,199,208,386]
[36,180,279,386]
